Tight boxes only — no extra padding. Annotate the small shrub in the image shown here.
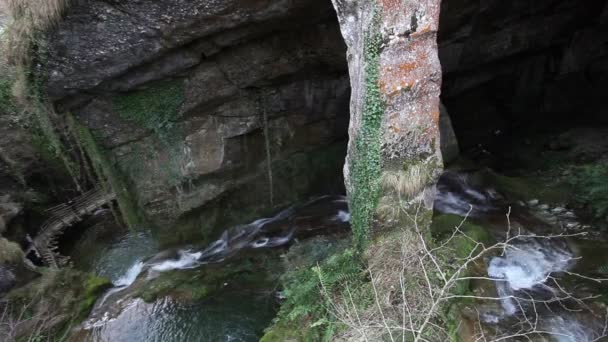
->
[2,0,68,66]
[281,249,367,322]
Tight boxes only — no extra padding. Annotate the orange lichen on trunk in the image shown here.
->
[378,0,402,12]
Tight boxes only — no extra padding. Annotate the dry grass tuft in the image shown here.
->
[380,164,431,200]
[376,165,432,223]
[2,0,68,65]
[328,209,442,342]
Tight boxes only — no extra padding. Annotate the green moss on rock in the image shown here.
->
[114,79,184,140]
[68,113,145,228]
[261,319,320,342]
[80,274,112,313]
[432,214,494,342]
[136,252,281,303]
[0,75,17,114]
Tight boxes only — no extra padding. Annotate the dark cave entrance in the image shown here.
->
[438,0,608,173]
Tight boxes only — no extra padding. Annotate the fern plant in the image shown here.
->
[277,249,370,335]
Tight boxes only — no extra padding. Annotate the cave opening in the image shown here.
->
[438,0,608,174]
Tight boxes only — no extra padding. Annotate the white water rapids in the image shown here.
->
[434,171,603,341]
[487,238,574,315]
[104,195,349,290]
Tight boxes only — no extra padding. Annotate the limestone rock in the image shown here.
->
[331,0,444,194]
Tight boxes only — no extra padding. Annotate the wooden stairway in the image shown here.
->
[27,187,116,269]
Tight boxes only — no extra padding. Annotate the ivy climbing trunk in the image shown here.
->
[331,0,444,248]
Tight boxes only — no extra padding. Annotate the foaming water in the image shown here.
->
[434,171,499,217]
[547,317,592,342]
[104,205,302,289]
[488,239,572,291]
[334,210,350,223]
[433,170,607,341]
[114,261,145,287]
[488,238,574,315]
[149,251,203,272]
[94,231,159,284]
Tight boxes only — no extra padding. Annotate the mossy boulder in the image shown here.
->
[0,237,24,264]
[260,319,319,342]
[0,238,25,294]
[483,169,570,205]
[135,251,282,303]
[81,274,113,313]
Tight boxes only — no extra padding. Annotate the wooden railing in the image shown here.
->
[26,187,116,268]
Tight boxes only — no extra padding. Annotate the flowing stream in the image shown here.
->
[69,195,349,342]
[434,171,608,341]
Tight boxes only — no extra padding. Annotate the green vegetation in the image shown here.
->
[433,213,500,341]
[2,12,85,191]
[114,79,186,188]
[349,10,384,251]
[281,249,367,322]
[0,74,17,114]
[262,237,371,341]
[483,169,569,205]
[80,274,112,313]
[1,0,69,67]
[68,113,145,228]
[569,162,608,222]
[114,79,184,141]
[5,269,110,340]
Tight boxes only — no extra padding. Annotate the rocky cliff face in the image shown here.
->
[46,0,350,239]
[41,0,451,244]
[439,0,608,150]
